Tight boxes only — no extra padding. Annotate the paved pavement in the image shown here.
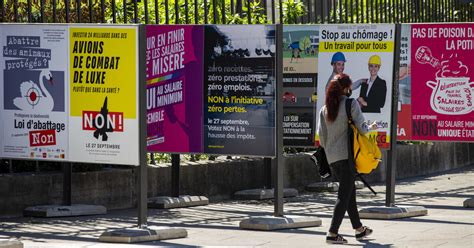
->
[1,166,473,247]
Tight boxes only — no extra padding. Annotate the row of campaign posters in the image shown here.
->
[1,23,473,165]
[284,23,474,147]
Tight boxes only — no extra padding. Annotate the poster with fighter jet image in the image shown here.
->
[68,25,139,165]
[316,24,395,149]
[0,24,68,160]
[410,23,474,142]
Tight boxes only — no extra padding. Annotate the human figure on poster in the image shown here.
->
[317,73,377,244]
[325,52,363,91]
[289,41,301,63]
[357,55,387,113]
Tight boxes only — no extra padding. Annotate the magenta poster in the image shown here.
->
[146,25,204,153]
[411,23,474,142]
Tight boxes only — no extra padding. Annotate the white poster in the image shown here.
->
[316,24,395,149]
[68,25,140,165]
[1,24,69,160]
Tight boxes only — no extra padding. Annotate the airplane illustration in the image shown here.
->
[93,96,114,141]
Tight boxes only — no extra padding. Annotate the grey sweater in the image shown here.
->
[317,96,369,164]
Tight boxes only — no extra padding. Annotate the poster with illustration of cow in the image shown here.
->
[68,25,140,165]
[0,24,68,160]
[411,23,474,142]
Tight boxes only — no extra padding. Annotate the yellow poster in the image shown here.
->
[68,26,139,165]
[70,27,136,118]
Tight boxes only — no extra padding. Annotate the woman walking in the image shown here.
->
[317,73,376,244]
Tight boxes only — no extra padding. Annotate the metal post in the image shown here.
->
[62,163,72,206]
[274,24,284,217]
[264,157,272,189]
[138,25,148,228]
[171,154,180,197]
[386,24,401,207]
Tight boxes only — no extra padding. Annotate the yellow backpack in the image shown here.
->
[345,99,382,174]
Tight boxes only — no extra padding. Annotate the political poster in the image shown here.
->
[410,23,474,142]
[146,25,204,153]
[397,24,412,140]
[68,26,139,165]
[282,25,319,147]
[1,24,68,160]
[203,25,276,157]
[316,24,395,149]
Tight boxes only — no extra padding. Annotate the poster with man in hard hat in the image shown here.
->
[316,24,395,149]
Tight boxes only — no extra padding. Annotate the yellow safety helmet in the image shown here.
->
[368,55,381,65]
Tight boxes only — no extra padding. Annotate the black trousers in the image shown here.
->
[329,159,363,234]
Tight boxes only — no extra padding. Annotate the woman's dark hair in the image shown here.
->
[325,73,352,122]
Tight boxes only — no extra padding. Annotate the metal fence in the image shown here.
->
[0,0,472,25]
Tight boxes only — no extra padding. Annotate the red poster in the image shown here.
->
[411,23,474,142]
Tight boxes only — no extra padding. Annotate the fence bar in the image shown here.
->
[338,0,342,22]
[344,0,348,23]
[27,0,32,22]
[62,163,72,206]
[66,0,70,23]
[307,0,311,23]
[89,0,93,23]
[53,0,57,22]
[111,0,116,23]
[77,0,81,23]
[264,158,272,189]
[100,0,105,23]
[204,0,208,23]
[355,0,358,23]
[213,0,217,23]
[171,154,180,197]
[194,0,198,23]
[185,0,189,23]
[278,0,283,23]
[133,0,138,23]
[14,0,18,22]
[155,0,159,24]
[247,0,251,23]
[165,0,169,23]
[272,0,276,23]
[123,0,127,23]
[144,0,149,24]
[0,0,3,22]
[175,0,179,23]
[221,0,226,24]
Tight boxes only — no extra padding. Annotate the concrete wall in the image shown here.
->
[0,142,473,217]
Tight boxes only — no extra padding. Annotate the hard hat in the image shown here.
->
[368,55,381,65]
[331,52,346,63]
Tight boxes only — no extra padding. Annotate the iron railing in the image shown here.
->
[0,0,472,25]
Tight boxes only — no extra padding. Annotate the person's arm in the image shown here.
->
[317,107,328,148]
[375,78,387,109]
[352,78,367,91]
[351,100,370,135]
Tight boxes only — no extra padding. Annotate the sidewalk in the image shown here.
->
[1,166,473,247]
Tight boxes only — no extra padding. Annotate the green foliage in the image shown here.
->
[281,0,306,24]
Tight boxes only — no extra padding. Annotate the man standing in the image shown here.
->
[357,55,387,113]
[326,52,363,92]
[326,52,346,89]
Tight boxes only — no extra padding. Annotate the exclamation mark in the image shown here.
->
[118,115,123,131]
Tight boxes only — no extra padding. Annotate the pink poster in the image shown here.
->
[411,23,474,142]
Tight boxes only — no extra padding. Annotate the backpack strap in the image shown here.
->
[345,98,353,124]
